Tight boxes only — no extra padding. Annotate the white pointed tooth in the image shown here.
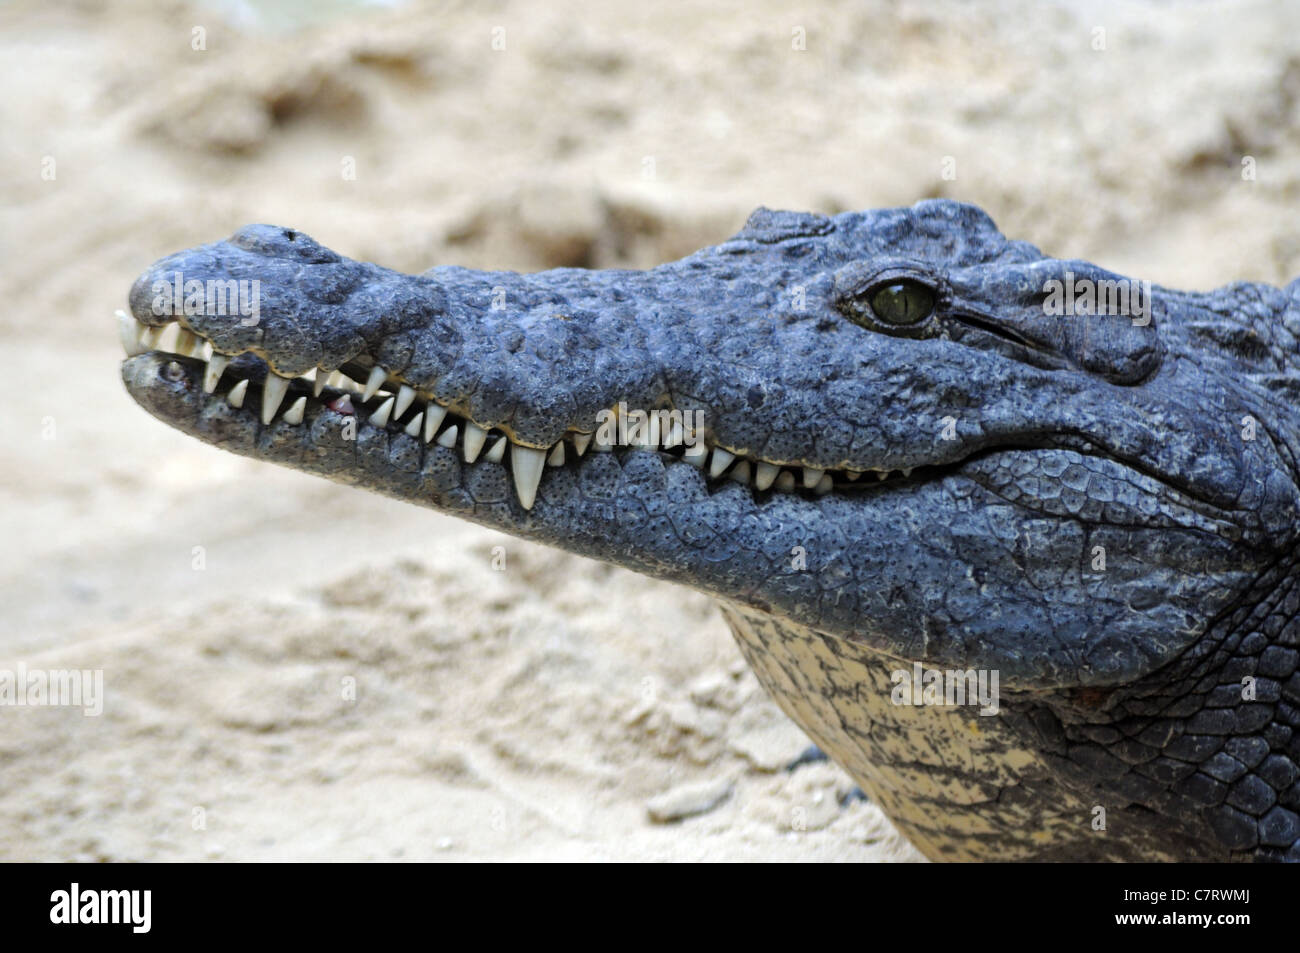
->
[774,471,796,492]
[404,412,424,437]
[201,340,213,361]
[547,442,565,467]
[729,460,752,484]
[436,424,458,448]
[876,470,888,481]
[139,324,166,349]
[901,467,913,478]
[175,327,202,357]
[394,384,416,418]
[369,396,395,428]
[283,396,306,425]
[363,366,388,402]
[814,473,833,495]
[845,471,862,481]
[802,467,825,489]
[327,371,350,390]
[511,444,546,510]
[662,419,684,449]
[117,310,147,356]
[202,353,230,393]
[485,435,508,463]
[313,372,327,397]
[227,379,249,409]
[463,423,488,462]
[683,442,708,467]
[423,403,447,443]
[261,373,291,424]
[572,432,593,456]
[755,461,779,491]
[708,447,736,478]
[156,323,180,353]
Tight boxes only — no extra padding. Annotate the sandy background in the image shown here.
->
[4,0,1300,861]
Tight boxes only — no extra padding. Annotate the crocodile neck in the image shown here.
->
[726,546,1300,861]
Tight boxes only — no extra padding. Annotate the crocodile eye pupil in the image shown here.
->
[870,282,934,325]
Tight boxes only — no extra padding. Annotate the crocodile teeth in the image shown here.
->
[814,473,833,495]
[369,396,395,428]
[708,448,735,478]
[227,379,248,408]
[313,373,327,397]
[463,423,487,462]
[901,467,913,478]
[203,354,230,393]
[774,470,796,492]
[436,424,458,449]
[876,470,888,481]
[845,471,862,481]
[139,324,166,349]
[547,442,565,467]
[363,366,387,402]
[175,327,203,357]
[572,432,593,456]
[394,384,416,418]
[404,412,424,438]
[683,443,708,467]
[802,467,825,489]
[729,460,751,484]
[755,461,779,491]
[327,371,354,391]
[117,310,147,356]
[485,435,508,463]
[423,403,447,443]
[261,373,291,424]
[512,445,546,510]
[155,323,180,352]
[282,396,306,425]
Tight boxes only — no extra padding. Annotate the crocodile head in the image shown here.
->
[120,201,1300,859]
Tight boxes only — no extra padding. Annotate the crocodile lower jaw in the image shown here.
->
[118,310,932,510]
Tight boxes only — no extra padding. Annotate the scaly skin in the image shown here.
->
[119,201,1300,861]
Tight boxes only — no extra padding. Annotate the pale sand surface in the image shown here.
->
[3,0,1299,861]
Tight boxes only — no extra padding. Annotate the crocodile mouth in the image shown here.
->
[118,311,952,510]
[118,310,1238,541]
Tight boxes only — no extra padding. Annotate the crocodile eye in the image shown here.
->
[869,281,935,326]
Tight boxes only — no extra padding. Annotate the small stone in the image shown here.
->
[646,778,734,823]
[728,721,812,772]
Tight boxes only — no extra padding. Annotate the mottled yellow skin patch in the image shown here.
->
[721,601,1095,861]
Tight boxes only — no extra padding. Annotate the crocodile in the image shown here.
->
[118,200,1300,862]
